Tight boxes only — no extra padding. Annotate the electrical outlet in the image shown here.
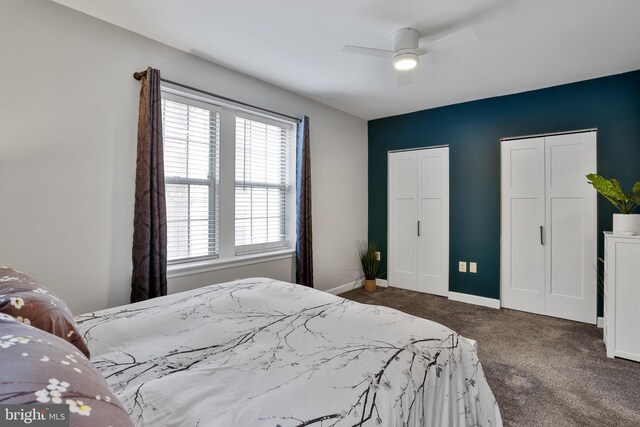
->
[458,261,467,272]
[470,262,477,273]
[375,251,381,261]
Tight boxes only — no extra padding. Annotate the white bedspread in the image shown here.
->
[76,278,502,426]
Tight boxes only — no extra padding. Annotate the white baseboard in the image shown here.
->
[376,278,389,288]
[448,292,501,309]
[325,281,359,295]
[597,317,604,328]
[325,278,389,296]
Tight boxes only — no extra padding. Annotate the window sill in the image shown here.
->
[167,249,296,279]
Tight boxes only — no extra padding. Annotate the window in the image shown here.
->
[235,114,294,253]
[160,86,296,266]
[161,92,220,263]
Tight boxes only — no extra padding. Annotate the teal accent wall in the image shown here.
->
[368,70,640,316]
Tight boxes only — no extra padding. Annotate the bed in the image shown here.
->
[76,278,502,426]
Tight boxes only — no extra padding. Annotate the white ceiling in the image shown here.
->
[52,0,640,120]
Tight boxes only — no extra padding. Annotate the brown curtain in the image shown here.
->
[296,116,313,287]
[130,67,167,303]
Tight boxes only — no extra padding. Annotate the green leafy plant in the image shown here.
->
[586,173,640,214]
[358,241,381,280]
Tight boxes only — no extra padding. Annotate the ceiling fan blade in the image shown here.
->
[341,45,394,58]
[397,70,413,87]
[423,26,477,53]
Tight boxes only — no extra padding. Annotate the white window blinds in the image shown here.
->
[161,94,220,262]
[235,114,293,253]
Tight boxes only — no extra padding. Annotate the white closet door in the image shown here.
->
[417,148,449,296]
[501,138,546,314]
[544,132,596,323]
[388,151,418,290]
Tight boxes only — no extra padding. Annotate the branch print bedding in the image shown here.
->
[76,278,502,426]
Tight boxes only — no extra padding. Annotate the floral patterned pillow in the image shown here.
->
[0,267,90,358]
[0,313,134,426]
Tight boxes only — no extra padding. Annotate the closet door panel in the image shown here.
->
[394,199,417,276]
[549,197,584,298]
[417,148,449,296]
[501,138,546,314]
[419,155,443,197]
[511,198,544,293]
[388,152,418,290]
[418,197,445,294]
[544,132,597,324]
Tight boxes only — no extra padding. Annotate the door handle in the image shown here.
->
[540,226,544,246]
[417,221,421,237]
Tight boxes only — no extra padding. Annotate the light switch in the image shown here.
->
[458,261,467,272]
[470,262,477,273]
[375,251,381,261]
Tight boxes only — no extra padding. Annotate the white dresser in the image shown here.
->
[603,232,640,362]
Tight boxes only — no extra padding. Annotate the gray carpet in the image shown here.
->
[339,286,640,427]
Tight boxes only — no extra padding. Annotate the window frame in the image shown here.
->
[234,111,295,255]
[161,89,222,264]
[160,84,297,268]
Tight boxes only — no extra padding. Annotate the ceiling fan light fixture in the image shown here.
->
[393,53,418,71]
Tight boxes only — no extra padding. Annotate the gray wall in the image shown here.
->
[0,0,368,313]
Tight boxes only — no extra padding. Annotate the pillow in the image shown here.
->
[0,267,90,358]
[0,314,134,426]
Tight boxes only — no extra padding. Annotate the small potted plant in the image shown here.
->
[358,241,381,292]
[586,173,640,235]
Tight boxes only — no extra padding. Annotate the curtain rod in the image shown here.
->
[133,71,300,122]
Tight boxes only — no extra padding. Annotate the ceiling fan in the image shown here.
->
[341,27,477,86]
